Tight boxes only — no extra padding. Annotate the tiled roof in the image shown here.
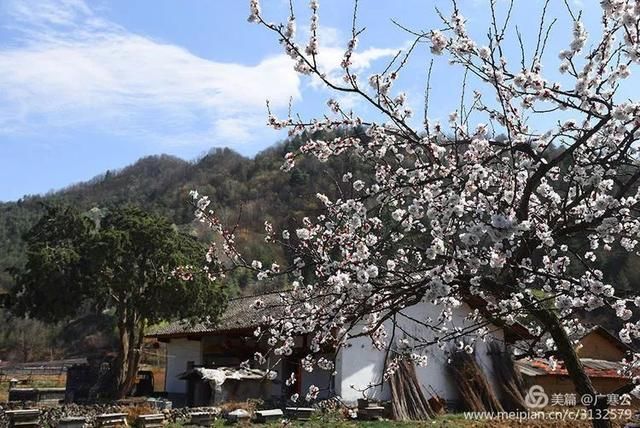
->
[579,325,635,352]
[147,291,286,338]
[147,290,539,342]
[513,325,636,358]
[516,358,629,379]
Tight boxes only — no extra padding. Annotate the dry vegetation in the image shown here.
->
[0,372,66,402]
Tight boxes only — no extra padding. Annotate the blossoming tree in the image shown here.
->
[194,1,640,425]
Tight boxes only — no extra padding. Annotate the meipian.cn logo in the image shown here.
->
[524,385,549,409]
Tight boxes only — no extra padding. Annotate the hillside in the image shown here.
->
[0,130,365,294]
[0,129,371,362]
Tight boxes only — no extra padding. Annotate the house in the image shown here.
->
[515,326,635,395]
[147,292,333,406]
[147,291,526,408]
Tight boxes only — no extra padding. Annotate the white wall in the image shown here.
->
[337,301,504,404]
[336,335,386,401]
[300,358,334,399]
[165,338,202,394]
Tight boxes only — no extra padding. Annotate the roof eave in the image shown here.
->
[146,326,257,340]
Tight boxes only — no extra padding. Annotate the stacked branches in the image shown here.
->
[388,359,434,421]
[488,342,527,411]
[449,349,503,413]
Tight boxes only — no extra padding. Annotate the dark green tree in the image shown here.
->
[12,205,227,397]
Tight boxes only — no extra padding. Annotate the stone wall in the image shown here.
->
[0,403,216,427]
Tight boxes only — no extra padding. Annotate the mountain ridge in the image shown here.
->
[0,129,360,292]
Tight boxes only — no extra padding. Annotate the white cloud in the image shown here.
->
[0,0,300,146]
[0,0,404,147]
[333,93,362,111]
[315,45,400,78]
[300,25,401,87]
[214,116,263,142]
[292,25,402,116]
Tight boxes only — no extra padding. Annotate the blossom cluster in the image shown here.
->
[192,0,640,393]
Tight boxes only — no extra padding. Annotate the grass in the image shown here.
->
[164,421,435,428]
[162,411,637,428]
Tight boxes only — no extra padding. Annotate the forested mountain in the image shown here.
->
[0,129,368,361]
[0,130,365,294]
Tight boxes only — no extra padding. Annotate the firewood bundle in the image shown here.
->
[449,349,503,413]
[388,359,434,421]
[488,342,527,411]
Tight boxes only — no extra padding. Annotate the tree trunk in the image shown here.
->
[533,307,612,428]
[117,318,145,398]
[114,312,146,399]
[114,316,131,398]
[21,330,28,363]
[475,277,611,428]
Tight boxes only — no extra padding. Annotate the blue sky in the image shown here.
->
[0,0,593,201]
